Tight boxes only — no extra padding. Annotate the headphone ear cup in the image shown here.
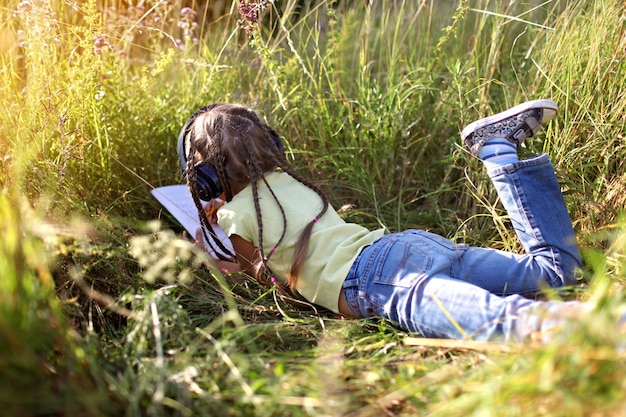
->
[195,163,223,201]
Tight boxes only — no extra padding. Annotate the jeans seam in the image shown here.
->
[486,153,550,177]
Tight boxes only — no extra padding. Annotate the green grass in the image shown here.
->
[2,0,626,415]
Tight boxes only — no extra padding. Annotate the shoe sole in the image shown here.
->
[461,99,558,142]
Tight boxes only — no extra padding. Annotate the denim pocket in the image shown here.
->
[369,230,468,288]
[371,233,434,288]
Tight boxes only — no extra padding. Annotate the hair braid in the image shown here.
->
[184,123,235,261]
[241,143,276,283]
[251,125,329,294]
[280,165,330,293]
[211,132,233,202]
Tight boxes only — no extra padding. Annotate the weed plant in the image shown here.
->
[2,0,626,415]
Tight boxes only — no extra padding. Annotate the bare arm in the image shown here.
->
[187,228,261,280]
[190,225,313,309]
[188,228,244,276]
[210,232,315,310]
[229,234,266,281]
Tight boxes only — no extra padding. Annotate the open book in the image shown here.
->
[151,185,234,259]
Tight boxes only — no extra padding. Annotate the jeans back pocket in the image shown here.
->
[370,230,467,288]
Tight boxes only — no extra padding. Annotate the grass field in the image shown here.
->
[2,0,626,415]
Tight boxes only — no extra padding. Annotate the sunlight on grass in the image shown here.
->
[1,0,626,415]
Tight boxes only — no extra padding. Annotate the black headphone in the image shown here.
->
[177,105,284,201]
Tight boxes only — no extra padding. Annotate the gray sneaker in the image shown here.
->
[461,99,558,156]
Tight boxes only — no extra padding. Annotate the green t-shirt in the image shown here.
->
[217,171,384,313]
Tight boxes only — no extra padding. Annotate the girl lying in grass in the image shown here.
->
[177,100,597,342]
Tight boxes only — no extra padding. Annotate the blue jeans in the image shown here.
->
[342,155,583,341]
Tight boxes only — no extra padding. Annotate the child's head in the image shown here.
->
[178,103,329,294]
[178,103,284,202]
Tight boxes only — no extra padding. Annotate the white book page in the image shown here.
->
[151,185,234,259]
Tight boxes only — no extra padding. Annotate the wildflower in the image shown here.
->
[177,6,199,49]
[16,0,33,15]
[237,0,275,33]
[180,7,196,21]
[93,34,113,55]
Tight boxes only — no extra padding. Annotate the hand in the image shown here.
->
[181,228,209,252]
[213,259,243,276]
[193,227,208,251]
[182,228,242,275]
[203,198,225,224]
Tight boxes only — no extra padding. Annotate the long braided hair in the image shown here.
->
[181,105,235,260]
[182,104,329,293]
